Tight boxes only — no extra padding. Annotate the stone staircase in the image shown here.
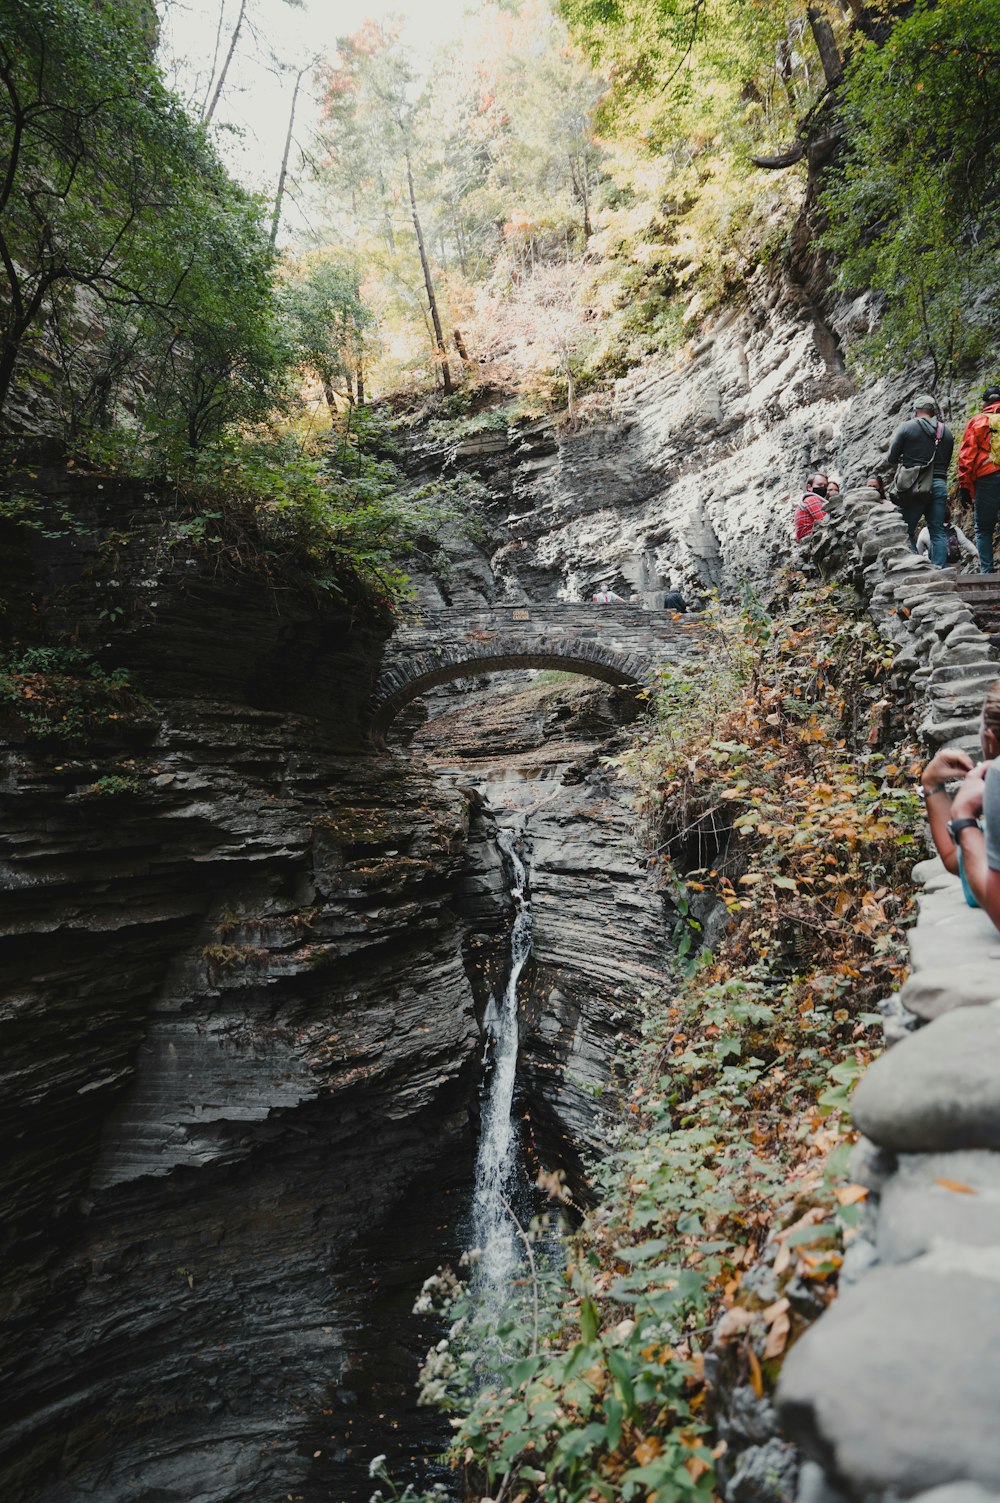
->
[955,575,1000,653]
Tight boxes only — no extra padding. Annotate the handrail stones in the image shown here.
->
[775,492,1000,1503]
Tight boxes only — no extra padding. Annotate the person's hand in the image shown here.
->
[959,487,973,507]
[921,746,974,791]
[950,764,988,821]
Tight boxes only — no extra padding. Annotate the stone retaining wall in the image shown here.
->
[771,490,1000,1503]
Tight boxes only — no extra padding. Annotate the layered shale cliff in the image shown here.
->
[0,471,482,1502]
[396,267,925,609]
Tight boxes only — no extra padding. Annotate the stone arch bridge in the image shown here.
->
[369,604,702,739]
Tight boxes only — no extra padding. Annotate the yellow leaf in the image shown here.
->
[634,1438,662,1466]
[835,1183,868,1206]
[739,872,765,885]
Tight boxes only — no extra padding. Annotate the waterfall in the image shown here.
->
[471,823,532,1305]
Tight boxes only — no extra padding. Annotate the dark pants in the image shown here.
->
[975,470,1000,573]
[898,477,948,566]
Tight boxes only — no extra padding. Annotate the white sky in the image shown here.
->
[158,0,472,241]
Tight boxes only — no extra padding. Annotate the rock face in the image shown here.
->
[397,267,928,608]
[0,478,481,1502]
[407,675,676,1181]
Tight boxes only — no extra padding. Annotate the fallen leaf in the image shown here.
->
[934,1178,978,1195]
[747,1344,764,1398]
[835,1183,868,1206]
[763,1307,791,1359]
[762,1297,790,1325]
[716,1306,756,1341]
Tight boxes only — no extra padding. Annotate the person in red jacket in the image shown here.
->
[794,473,829,542]
[958,385,1000,572]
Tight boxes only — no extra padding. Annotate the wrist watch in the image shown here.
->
[947,817,981,843]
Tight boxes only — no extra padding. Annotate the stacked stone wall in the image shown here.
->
[765,490,1000,1503]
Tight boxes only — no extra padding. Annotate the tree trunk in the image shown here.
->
[807,6,843,86]
[356,360,364,404]
[454,222,468,278]
[404,146,452,396]
[270,65,306,247]
[203,0,248,124]
[454,328,471,366]
[323,381,338,414]
[0,337,20,418]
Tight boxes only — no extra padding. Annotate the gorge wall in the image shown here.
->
[397,266,922,608]
[0,474,485,1502]
[0,257,976,1503]
[0,465,684,1501]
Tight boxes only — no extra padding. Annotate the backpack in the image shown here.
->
[891,419,942,502]
[946,527,962,565]
[989,414,1000,467]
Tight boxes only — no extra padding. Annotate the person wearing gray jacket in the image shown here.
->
[887,394,954,565]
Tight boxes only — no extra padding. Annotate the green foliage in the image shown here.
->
[281,250,376,405]
[0,647,145,741]
[82,774,144,797]
[77,415,484,609]
[821,0,1000,386]
[0,0,287,443]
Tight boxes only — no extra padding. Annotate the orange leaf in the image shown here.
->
[634,1438,662,1467]
[934,1178,978,1195]
[747,1344,764,1398]
[835,1183,868,1206]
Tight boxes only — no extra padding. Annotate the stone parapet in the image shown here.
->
[775,495,1000,1503]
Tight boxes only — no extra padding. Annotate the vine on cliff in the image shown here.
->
[411,579,921,1503]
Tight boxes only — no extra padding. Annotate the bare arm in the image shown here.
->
[920,747,975,874]
[950,767,1000,931]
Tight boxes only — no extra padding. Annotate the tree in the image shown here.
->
[316,25,453,395]
[0,0,286,441]
[200,0,305,125]
[820,0,1000,388]
[282,251,375,410]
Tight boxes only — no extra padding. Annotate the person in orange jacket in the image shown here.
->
[958,384,1000,572]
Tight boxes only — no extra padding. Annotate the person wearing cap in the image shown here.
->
[886,394,954,565]
[958,385,1000,573]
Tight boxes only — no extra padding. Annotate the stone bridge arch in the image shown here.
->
[368,604,699,741]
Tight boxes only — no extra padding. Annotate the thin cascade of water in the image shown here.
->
[471,823,532,1305]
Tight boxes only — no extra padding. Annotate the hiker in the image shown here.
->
[793,473,829,542]
[916,506,977,566]
[958,384,1000,573]
[865,475,887,501]
[921,681,1000,929]
[592,582,625,603]
[662,586,688,612]
[887,394,954,564]
[827,480,842,499]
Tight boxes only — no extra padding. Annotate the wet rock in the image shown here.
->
[720,1386,780,1446]
[795,1460,848,1503]
[911,1487,1000,1503]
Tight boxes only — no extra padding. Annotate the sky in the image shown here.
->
[158,0,471,240]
